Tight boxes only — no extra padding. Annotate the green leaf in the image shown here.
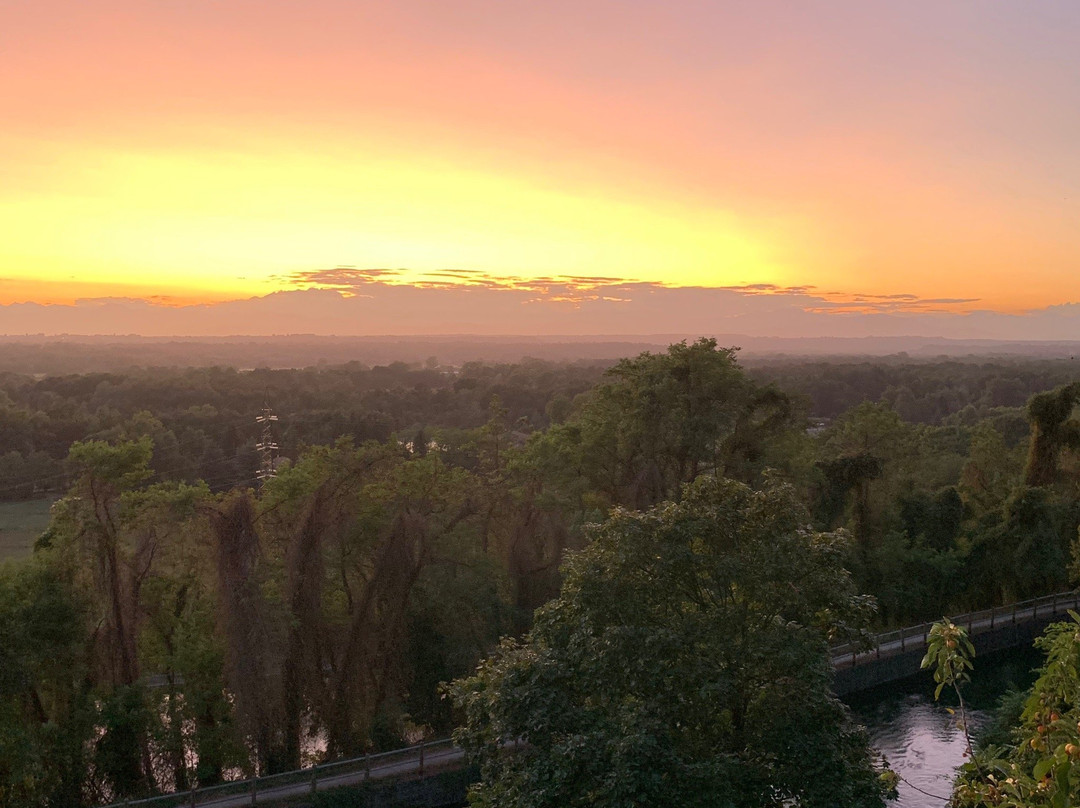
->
[1034,756,1054,780]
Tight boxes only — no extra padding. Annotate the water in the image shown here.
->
[848,646,1042,807]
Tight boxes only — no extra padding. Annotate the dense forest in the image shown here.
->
[3,351,1079,500]
[1,340,1079,805]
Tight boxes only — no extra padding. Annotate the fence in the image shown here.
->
[101,738,458,808]
[830,590,1080,670]
[102,591,1080,806]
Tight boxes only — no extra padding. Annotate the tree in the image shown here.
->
[966,487,1072,605]
[450,476,889,808]
[816,402,916,547]
[0,561,92,808]
[1024,383,1080,488]
[209,439,502,769]
[38,438,220,799]
[959,421,1023,514]
[544,339,796,511]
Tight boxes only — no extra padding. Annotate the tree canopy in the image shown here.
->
[2,341,1079,804]
[450,475,888,808]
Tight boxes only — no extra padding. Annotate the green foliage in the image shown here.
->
[960,422,1024,514]
[1025,382,1080,488]
[921,619,979,781]
[751,357,1080,424]
[450,476,888,808]
[869,530,963,625]
[950,613,1080,807]
[65,435,154,490]
[536,339,798,511]
[966,487,1075,606]
[0,561,92,808]
[1,344,1079,802]
[898,486,965,550]
[921,620,976,701]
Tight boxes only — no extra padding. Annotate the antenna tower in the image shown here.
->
[255,401,279,488]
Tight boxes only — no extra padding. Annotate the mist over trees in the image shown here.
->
[1,339,1079,805]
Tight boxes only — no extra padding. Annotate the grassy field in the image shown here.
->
[0,498,55,561]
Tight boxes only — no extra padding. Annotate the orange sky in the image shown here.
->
[3,1,1080,326]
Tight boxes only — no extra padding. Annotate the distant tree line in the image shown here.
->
[0,360,608,499]
[751,355,1080,423]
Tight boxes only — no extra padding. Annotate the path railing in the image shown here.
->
[100,737,458,808]
[830,590,1080,670]
[101,592,1079,806]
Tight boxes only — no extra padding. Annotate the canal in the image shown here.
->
[847,645,1042,807]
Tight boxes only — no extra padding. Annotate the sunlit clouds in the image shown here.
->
[3,1,1080,330]
[7,277,1080,341]
[1,140,790,303]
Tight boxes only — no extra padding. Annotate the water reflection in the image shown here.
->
[847,646,1040,807]
[861,693,985,805]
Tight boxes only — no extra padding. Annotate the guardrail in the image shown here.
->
[101,592,1080,806]
[830,590,1080,670]
[100,737,458,808]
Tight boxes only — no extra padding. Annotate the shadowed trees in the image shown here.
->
[451,476,886,808]
[1024,382,1080,487]
[33,439,218,800]
[3,345,1080,804]
[0,562,91,808]
[207,441,502,770]
[5,436,507,804]
[537,339,799,512]
[501,339,801,612]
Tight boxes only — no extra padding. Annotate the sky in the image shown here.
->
[3,1,1080,336]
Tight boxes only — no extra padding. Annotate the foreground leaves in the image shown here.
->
[951,612,1080,807]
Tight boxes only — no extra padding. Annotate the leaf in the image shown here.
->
[1034,756,1054,780]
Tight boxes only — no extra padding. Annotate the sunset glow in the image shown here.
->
[4,1,1080,331]
[3,137,795,304]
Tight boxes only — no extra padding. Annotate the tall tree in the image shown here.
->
[549,339,796,511]
[0,562,91,808]
[1024,382,1080,487]
[451,476,887,808]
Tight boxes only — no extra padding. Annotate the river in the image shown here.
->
[847,645,1043,807]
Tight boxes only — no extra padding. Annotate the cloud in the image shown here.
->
[286,268,982,312]
[283,266,647,297]
[0,273,1077,340]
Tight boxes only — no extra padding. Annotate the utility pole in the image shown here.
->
[255,402,279,489]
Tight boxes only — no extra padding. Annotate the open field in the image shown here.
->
[0,498,54,561]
